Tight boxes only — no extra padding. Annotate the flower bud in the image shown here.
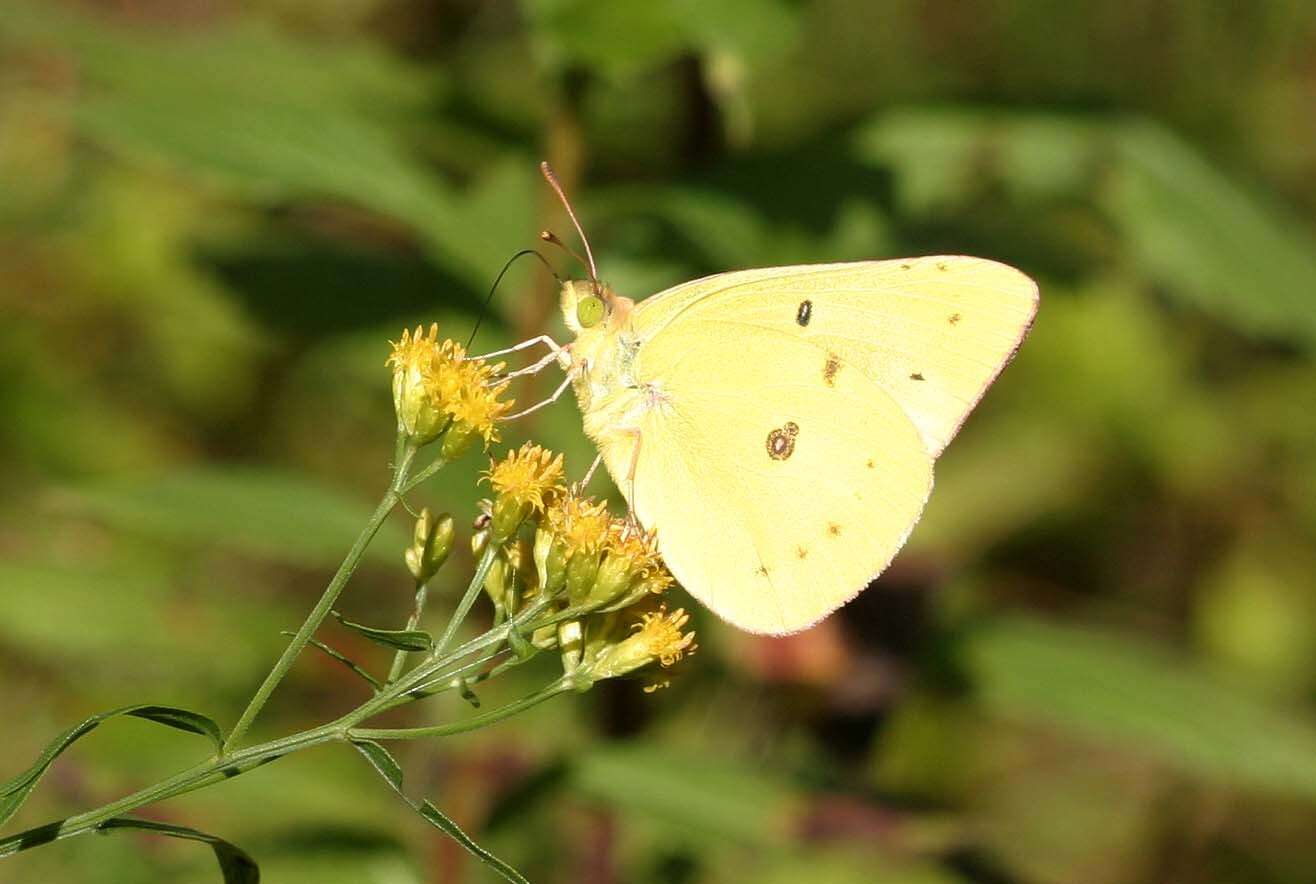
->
[386,325,512,453]
[482,554,513,619]
[566,547,603,604]
[530,624,559,650]
[484,444,565,544]
[582,523,667,609]
[582,605,697,685]
[388,325,449,445]
[558,619,583,673]
[437,421,475,460]
[534,526,570,597]
[405,508,455,584]
[490,494,531,547]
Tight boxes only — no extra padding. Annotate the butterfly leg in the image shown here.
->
[498,346,568,382]
[470,335,568,367]
[501,373,573,420]
[574,452,604,494]
[621,428,643,530]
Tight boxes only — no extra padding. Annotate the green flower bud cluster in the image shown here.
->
[405,508,454,585]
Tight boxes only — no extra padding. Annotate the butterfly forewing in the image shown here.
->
[631,257,1038,455]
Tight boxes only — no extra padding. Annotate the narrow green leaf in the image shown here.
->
[331,611,432,653]
[283,632,382,691]
[415,800,529,884]
[350,740,402,792]
[126,706,224,747]
[1,705,223,827]
[98,817,258,884]
[349,740,527,884]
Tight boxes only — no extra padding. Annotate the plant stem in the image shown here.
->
[348,679,573,741]
[0,722,347,859]
[401,454,449,494]
[386,580,430,684]
[432,543,499,656]
[223,443,417,753]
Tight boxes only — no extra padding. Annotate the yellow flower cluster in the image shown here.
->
[574,602,697,692]
[473,444,694,691]
[485,443,565,543]
[387,325,512,456]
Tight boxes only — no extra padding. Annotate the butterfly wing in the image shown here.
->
[587,256,1036,633]
[596,322,934,634]
[630,257,1038,455]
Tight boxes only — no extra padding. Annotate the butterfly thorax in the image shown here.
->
[560,277,668,444]
[567,308,654,447]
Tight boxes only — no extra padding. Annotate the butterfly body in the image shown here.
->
[557,257,1037,634]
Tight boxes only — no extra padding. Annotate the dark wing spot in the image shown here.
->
[937,261,948,271]
[795,299,812,326]
[755,565,770,577]
[910,372,924,381]
[948,312,962,325]
[900,262,912,270]
[827,522,842,537]
[766,421,800,461]
[866,459,875,469]
[796,546,809,559]
[823,353,841,386]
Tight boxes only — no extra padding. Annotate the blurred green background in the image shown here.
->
[3,1,1316,882]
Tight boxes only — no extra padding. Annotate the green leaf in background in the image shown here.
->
[330,612,432,653]
[1,705,223,827]
[350,740,529,884]
[522,0,689,81]
[570,741,796,845]
[967,616,1316,800]
[1,1,530,289]
[855,107,1099,210]
[97,817,258,884]
[0,559,283,684]
[742,850,965,884]
[1104,119,1316,349]
[56,468,409,569]
[854,107,1316,350]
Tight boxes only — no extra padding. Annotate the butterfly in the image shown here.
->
[501,165,1038,634]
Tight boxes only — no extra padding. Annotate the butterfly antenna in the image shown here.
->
[540,161,599,289]
[465,248,561,350]
[538,229,592,274]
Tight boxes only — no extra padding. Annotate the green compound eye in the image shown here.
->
[576,294,605,328]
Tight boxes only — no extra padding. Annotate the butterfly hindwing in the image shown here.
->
[594,322,933,634]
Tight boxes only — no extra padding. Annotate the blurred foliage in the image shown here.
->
[2,1,1316,882]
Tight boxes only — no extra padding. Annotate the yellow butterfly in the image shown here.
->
[500,165,1037,634]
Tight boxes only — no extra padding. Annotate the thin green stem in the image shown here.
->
[387,580,430,683]
[0,723,347,859]
[223,443,417,753]
[349,679,572,741]
[396,648,513,700]
[401,454,449,494]
[375,594,564,711]
[432,543,499,656]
